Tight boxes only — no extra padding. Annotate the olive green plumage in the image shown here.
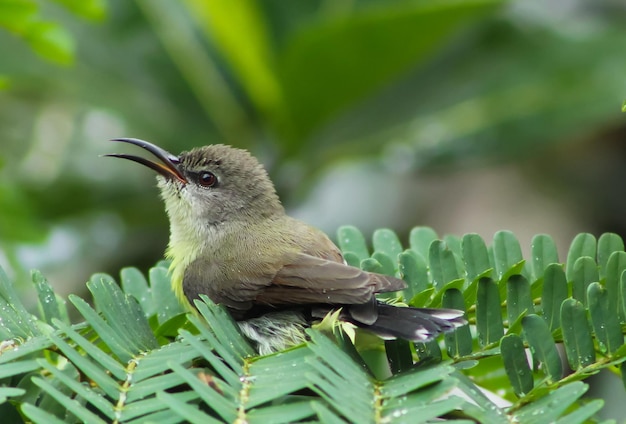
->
[107,138,465,354]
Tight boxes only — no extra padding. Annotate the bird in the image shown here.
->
[106,138,465,355]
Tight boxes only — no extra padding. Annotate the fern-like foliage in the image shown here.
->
[0,227,625,423]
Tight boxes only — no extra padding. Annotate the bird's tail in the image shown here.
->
[355,303,466,342]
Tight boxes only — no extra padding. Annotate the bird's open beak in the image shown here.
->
[105,138,187,184]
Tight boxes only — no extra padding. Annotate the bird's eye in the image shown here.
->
[198,171,217,187]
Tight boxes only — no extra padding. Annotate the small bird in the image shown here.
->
[106,138,465,354]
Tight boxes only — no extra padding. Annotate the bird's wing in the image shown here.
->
[183,222,406,319]
[182,256,276,318]
[254,252,406,306]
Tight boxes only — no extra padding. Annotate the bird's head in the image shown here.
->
[106,138,284,236]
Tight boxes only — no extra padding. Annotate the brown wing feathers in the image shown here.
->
[184,243,465,343]
[255,253,406,306]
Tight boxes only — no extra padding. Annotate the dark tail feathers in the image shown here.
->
[355,303,466,342]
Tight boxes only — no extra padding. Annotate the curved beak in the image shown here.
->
[105,138,187,184]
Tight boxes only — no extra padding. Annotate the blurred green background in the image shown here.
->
[0,0,625,416]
